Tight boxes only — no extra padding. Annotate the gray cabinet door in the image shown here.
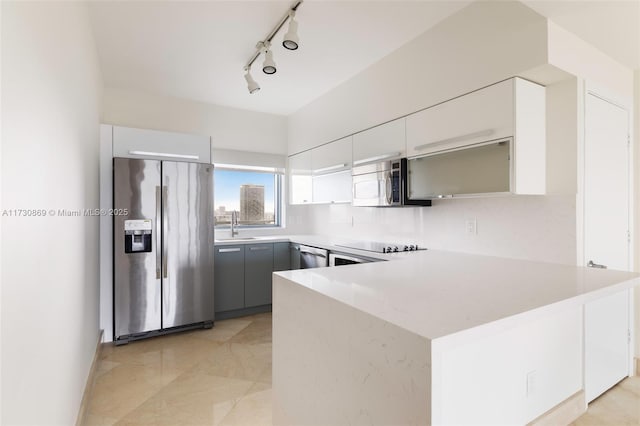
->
[214,245,245,313]
[245,243,274,307]
[290,243,301,270]
[274,242,291,271]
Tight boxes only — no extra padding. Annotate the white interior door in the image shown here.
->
[583,90,631,403]
[584,92,630,271]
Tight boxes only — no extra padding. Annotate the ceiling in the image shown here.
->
[89,1,640,117]
[522,0,640,71]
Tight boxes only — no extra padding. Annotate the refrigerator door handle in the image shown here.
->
[162,185,169,278]
[155,186,162,279]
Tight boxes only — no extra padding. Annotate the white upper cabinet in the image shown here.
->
[311,136,352,174]
[352,119,406,165]
[406,78,545,195]
[311,136,352,204]
[288,137,353,205]
[288,150,313,205]
[112,126,211,163]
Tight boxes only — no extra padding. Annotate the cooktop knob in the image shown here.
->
[404,245,409,251]
[386,247,392,253]
[393,246,399,253]
[409,245,415,251]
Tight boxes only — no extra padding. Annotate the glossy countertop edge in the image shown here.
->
[270,243,640,342]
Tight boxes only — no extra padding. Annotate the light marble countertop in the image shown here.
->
[255,235,640,342]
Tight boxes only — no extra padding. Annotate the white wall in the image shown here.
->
[286,1,578,265]
[635,69,640,361]
[103,88,288,155]
[0,1,4,419]
[288,1,549,154]
[1,2,103,424]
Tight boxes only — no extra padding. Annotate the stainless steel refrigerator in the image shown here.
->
[113,157,214,344]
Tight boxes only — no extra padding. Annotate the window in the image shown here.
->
[214,166,283,227]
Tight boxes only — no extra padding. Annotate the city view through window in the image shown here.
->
[214,168,278,226]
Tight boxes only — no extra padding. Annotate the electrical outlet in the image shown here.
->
[465,218,477,235]
[526,370,537,397]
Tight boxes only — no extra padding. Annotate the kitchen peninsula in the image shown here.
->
[272,250,639,425]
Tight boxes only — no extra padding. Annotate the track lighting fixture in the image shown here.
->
[282,11,299,50]
[244,68,260,94]
[262,43,277,75]
[242,0,303,93]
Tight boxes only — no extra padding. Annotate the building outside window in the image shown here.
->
[214,166,282,227]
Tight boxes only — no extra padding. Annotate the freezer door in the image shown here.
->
[114,158,162,339]
[162,161,215,328]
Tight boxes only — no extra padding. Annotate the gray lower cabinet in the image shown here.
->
[245,244,274,307]
[215,242,296,316]
[274,242,291,271]
[214,245,245,313]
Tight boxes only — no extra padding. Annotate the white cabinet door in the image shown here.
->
[311,136,352,173]
[288,151,312,205]
[112,126,211,163]
[585,290,630,402]
[312,170,352,204]
[406,80,513,157]
[353,119,405,165]
[310,137,352,204]
[405,77,545,196]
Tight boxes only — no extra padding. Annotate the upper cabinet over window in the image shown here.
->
[352,118,406,166]
[406,77,545,195]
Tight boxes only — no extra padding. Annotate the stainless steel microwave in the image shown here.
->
[352,159,431,207]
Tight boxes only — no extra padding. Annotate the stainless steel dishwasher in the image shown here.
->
[299,245,329,269]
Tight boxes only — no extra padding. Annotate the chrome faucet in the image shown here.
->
[230,211,239,237]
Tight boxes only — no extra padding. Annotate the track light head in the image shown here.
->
[244,69,260,94]
[283,12,299,50]
[262,48,277,75]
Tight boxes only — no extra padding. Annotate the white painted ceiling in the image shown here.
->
[89,1,640,116]
[88,1,472,115]
[522,0,640,71]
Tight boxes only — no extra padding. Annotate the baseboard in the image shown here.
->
[527,390,586,426]
[75,330,104,426]
[215,304,272,320]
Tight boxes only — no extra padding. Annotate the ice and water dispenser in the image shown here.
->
[124,219,152,253]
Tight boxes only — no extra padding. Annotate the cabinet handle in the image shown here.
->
[587,260,607,269]
[218,248,241,253]
[249,246,271,251]
[128,150,199,160]
[313,163,348,174]
[414,129,495,152]
[353,152,401,166]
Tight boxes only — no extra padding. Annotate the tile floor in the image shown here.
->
[85,313,272,425]
[85,312,639,425]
